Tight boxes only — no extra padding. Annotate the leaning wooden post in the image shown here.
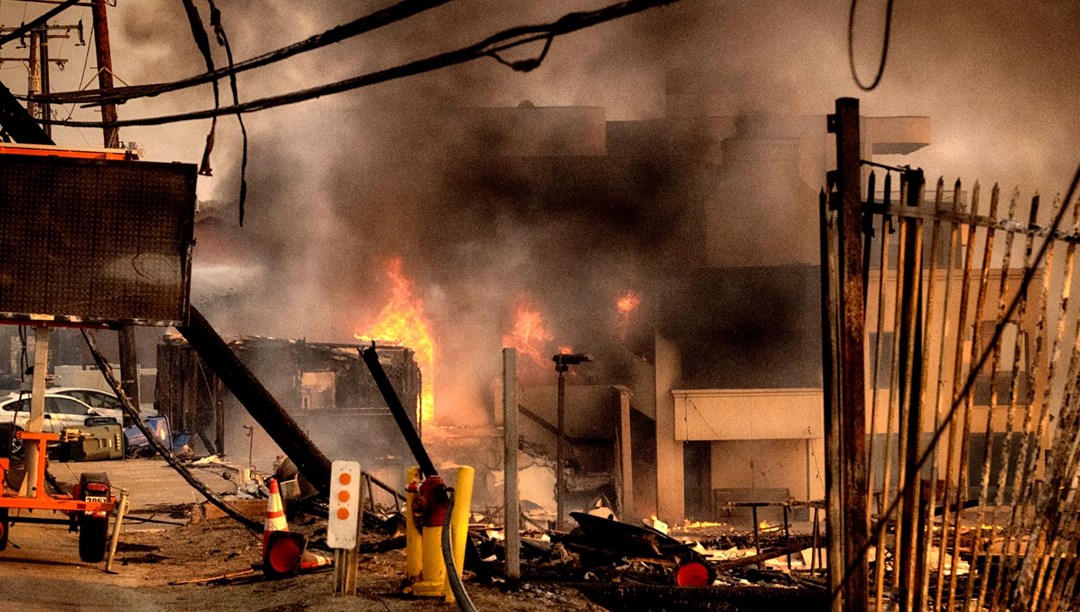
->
[827,96,869,611]
[503,348,520,582]
[104,489,130,573]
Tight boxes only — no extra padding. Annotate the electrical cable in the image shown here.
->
[38,0,453,105]
[179,0,220,177]
[80,328,264,533]
[45,0,680,129]
[0,0,80,47]
[847,0,895,91]
[206,0,249,225]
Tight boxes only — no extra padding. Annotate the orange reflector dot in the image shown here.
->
[339,473,351,485]
[337,507,350,520]
[338,490,350,503]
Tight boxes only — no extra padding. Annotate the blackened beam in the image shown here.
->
[178,306,332,491]
[360,345,437,478]
[0,81,53,144]
[518,404,614,445]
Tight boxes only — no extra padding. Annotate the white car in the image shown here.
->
[0,393,120,437]
[47,387,125,423]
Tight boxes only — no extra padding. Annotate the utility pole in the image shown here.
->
[91,0,117,147]
[90,0,137,407]
[27,30,39,120]
[0,22,79,135]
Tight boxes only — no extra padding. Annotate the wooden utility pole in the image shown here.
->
[91,0,137,407]
[91,0,118,147]
[27,30,40,120]
[826,97,869,611]
[38,26,50,137]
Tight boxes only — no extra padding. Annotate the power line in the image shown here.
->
[46,0,680,129]
[37,0,452,105]
[0,0,81,47]
[847,0,895,91]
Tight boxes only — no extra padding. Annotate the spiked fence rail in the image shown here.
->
[824,161,1080,610]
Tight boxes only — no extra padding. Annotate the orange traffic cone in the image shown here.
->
[263,477,288,551]
[299,549,333,571]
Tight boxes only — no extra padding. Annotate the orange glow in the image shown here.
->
[355,258,435,423]
[557,345,575,355]
[616,289,641,341]
[503,299,553,367]
[616,290,641,315]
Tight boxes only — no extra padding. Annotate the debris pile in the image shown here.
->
[465,503,832,610]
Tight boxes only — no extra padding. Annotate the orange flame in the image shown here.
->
[355,258,435,423]
[503,300,553,367]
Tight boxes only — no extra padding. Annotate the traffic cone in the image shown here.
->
[263,477,288,551]
[299,549,333,571]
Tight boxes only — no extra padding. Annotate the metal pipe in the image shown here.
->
[829,96,869,610]
[360,345,436,478]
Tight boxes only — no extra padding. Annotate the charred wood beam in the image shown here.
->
[0,81,53,144]
[518,404,613,445]
[177,306,332,492]
[712,542,809,572]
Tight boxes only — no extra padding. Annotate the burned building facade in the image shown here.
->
[156,335,421,486]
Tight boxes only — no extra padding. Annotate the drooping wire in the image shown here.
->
[206,0,249,225]
[847,0,895,91]
[37,0,453,106]
[45,0,680,129]
[179,0,221,177]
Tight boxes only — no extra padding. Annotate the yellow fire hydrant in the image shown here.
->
[403,465,474,602]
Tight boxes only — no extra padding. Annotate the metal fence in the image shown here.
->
[828,170,1080,609]
[821,98,1080,611]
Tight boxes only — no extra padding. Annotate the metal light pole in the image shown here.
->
[552,352,592,531]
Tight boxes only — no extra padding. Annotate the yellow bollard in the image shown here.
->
[412,524,446,596]
[403,466,423,586]
[444,465,475,603]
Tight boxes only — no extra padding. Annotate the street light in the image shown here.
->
[553,352,592,531]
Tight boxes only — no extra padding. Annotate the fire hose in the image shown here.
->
[442,485,476,612]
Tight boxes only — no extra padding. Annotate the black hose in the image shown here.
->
[442,487,477,612]
[360,345,437,478]
[81,330,263,532]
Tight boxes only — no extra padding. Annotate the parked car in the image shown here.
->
[0,393,121,454]
[47,388,125,423]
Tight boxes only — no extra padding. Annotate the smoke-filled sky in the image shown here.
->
[1,0,1076,421]
[3,1,1074,191]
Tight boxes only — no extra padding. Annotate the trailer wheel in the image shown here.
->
[78,514,108,563]
[0,508,8,551]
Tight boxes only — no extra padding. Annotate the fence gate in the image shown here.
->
[822,98,1080,611]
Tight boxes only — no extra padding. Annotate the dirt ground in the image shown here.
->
[0,458,606,611]
[2,517,605,611]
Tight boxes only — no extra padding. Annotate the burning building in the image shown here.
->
[155,334,421,488]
